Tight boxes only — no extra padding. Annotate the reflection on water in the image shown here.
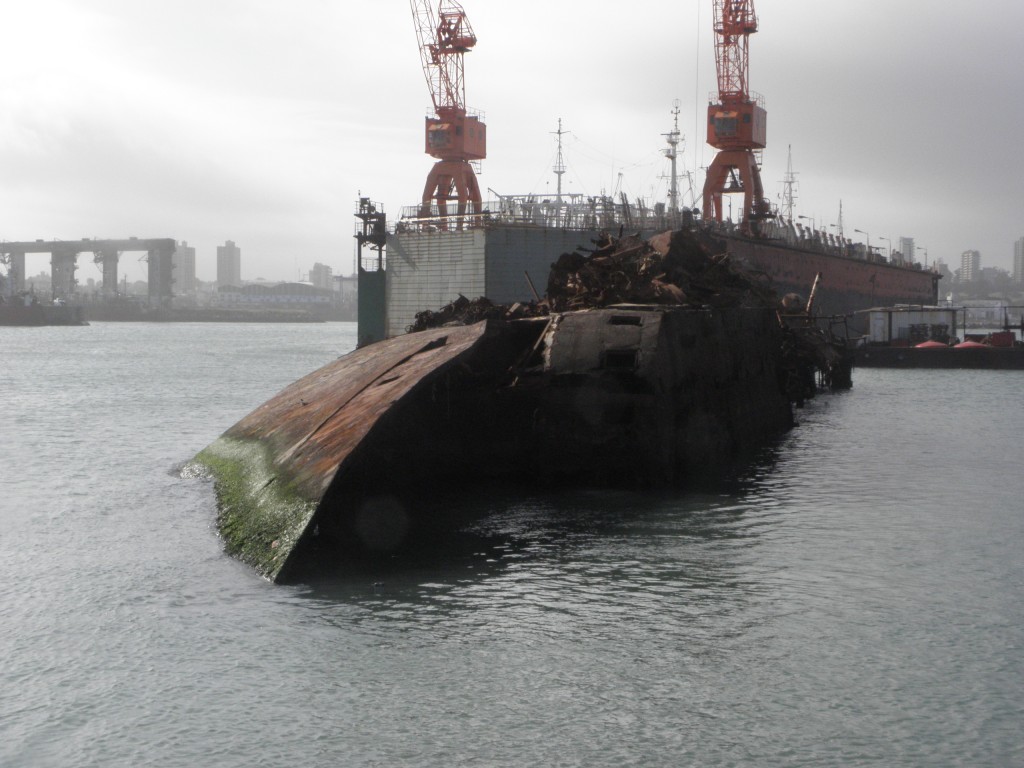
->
[298,484,779,657]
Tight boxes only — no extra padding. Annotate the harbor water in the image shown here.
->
[2,322,1022,767]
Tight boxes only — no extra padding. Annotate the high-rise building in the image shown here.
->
[309,262,334,290]
[173,241,196,294]
[898,236,915,265]
[1014,237,1024,285]
[217,240,241,287]
[960,249,981,282]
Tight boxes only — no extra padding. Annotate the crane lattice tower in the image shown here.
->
[702,0,771,229]
[410,0,487,223]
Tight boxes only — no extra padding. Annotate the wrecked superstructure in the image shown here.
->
[193,228,848,582]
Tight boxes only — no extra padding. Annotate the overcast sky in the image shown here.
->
[2,0,1022,284]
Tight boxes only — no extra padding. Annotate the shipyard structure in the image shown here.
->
[358,0,939,345]
[356,195,940,344]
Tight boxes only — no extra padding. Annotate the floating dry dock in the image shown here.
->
[194,229,848,582]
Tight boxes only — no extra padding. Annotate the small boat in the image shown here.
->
[0,295,88,326]
[853,305,1024,368]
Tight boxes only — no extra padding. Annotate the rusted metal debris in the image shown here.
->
[546,229,779,311]
[408,294,546,332]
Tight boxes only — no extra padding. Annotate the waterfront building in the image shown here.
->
[212,281,334,316]
[960,249,981,283]
[336,274,357,303]
[898,236,915,266]
[309,262,333,291]
[173,241,197,294]
[217,240,241,287]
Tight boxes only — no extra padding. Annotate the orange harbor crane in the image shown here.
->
[409,0,486,222]
[702,0,772,230]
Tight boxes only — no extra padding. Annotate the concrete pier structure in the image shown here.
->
[0,238,176,303]
[51,247,79,301]
[6,252,26,292]
[148,244,175,305]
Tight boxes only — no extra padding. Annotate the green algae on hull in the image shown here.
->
[193,437,317,581]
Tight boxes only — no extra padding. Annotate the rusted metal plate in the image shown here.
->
[225,321,491,501]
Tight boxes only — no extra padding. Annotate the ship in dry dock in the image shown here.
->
[357,0,939,345]
[357,192,939,344]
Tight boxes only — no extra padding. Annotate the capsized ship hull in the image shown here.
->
[195,227,854,583]
[193,304,801,583]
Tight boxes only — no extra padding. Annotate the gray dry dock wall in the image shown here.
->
[386,227,606,337]
[483,227,604,303]
[385,230,486,337]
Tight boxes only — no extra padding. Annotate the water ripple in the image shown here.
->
[3,327,1023,766]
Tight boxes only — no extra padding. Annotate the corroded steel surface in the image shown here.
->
[224,321,491,503]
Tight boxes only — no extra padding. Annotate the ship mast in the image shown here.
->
[663,101,682,214]
[780,144,797,223]
[552,118,567,203]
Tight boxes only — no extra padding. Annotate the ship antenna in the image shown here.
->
[663,101,683,214]
[835,199,845,241]
[780,144,798,223]
[553,118,567,203]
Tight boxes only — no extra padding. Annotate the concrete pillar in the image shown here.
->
[96,249,120,296]
[147,245,175,306]
[50,248,79,301]
[5,252,26,293]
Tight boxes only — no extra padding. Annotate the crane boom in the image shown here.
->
[713,0,757,103]
[411,0,477,114]
[702,0,770,228]
[409,0,486,223]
